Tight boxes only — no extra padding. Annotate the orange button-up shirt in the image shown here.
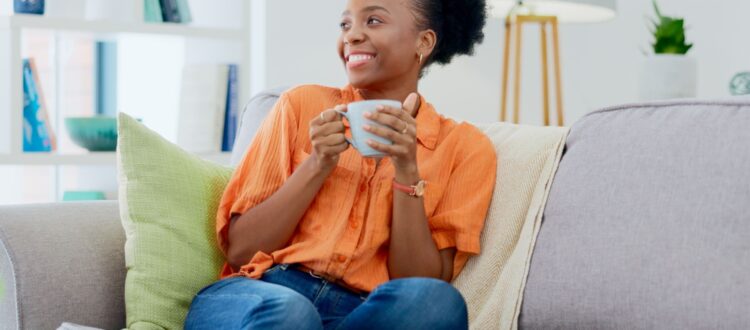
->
[216,84,497,292]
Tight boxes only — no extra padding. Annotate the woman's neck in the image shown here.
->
[356,80,420,117]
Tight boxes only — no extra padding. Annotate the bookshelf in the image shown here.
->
[0,15,246,40]
[0,152,232,166]
[0,0,251,203]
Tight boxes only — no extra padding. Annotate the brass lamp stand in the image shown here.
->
[500,14,565,126]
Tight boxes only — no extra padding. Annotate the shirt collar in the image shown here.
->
[341,84,439,150]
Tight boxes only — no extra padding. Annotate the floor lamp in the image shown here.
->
[490,0,617,126]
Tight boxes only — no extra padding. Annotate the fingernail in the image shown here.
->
[364,112,372,118]
[363,125,371,131]
[376,105,384,110]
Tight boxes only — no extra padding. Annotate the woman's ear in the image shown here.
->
[417,29,437,61]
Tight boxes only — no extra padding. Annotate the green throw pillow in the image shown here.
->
[117,112,233,329]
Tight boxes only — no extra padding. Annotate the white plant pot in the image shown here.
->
[638,54,697,101]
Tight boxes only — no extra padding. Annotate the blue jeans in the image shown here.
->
[184,264,468,330]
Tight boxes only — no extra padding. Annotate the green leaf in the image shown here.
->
[653,0,663,19]
[649,0,692,55]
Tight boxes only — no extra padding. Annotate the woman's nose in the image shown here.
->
[344,26,365,45]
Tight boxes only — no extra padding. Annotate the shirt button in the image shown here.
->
[359,183,367,193]
[337,255,347,263]
[350,221,358,229]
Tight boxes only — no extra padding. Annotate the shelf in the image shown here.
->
[0,14,244,40]
[0,152,115,165]
[0,152,233,166]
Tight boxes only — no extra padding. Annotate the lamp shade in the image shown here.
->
[490,0,617,23]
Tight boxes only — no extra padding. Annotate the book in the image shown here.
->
[175,0,192,24]
[159,0,181,23]
[177,64,229,153]
[222,64,239,152]
[14,0,44,15]
[143,0,163,23]
[22,58,57,152]
[95,41,118,116]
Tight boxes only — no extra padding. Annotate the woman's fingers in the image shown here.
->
[402,93,419,117]
[314,140,349,158]
[310,121,345,140]
[366,139,408,156]
[312,104,347,126]
[363,124,413,144]
[320,133,347,147]
[364,106,414,133]
[377,105,416,125]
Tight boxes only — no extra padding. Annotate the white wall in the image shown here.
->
[259,0,750,126]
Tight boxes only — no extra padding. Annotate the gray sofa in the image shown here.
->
[2,94,749,329]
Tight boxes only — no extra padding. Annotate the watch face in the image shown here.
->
[415,180,426,196]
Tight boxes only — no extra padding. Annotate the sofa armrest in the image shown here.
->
[0,201,125,330]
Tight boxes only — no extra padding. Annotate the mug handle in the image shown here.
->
[335,110,354,147]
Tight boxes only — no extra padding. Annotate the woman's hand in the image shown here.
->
[363,93,420,176]
[309,104,349,176]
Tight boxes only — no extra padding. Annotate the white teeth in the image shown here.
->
[348,54,374,62]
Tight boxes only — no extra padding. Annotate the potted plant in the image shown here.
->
[638,0,696,101]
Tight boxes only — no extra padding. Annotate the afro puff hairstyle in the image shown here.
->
[411,0,487,69]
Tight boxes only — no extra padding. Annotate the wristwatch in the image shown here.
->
[392,179,426,197]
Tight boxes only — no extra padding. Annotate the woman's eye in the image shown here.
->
[339,22,350,30]
[367,18,382,24]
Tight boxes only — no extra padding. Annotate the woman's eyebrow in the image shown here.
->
[342,6,391,17]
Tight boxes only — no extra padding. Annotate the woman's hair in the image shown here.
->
[411,0,487,68]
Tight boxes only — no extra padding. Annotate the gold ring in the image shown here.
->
[320,113,325,121]
[401,124,408,135]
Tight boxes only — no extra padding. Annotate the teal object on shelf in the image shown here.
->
[65,116,118,151]
[63,191,106,201]
[730,72,750,96]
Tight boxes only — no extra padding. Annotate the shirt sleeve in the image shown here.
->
[215,93,298,256]
[429,133,497,279]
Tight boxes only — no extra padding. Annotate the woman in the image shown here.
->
[185,0,495,329]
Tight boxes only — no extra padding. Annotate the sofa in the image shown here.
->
[2,93,749,329]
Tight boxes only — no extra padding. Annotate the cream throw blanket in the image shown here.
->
[452,122,570,330]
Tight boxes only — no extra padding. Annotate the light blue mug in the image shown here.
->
[337,99,402,158]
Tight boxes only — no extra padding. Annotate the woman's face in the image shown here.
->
[338,0,424,89]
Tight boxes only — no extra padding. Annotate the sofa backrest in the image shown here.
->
[520,99,750,329]
[230,86,289,166]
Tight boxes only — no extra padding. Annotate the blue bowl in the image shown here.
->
[65,116,118,152]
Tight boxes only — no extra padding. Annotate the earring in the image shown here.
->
[418,53,423,64]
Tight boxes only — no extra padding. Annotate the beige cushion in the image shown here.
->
[452,122,569,330]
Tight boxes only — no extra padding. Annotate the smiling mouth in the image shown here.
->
[346,54,376,66]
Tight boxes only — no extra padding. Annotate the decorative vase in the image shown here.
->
[730,72,750,96]
[638,54,697,101]
[13,0,44,15]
